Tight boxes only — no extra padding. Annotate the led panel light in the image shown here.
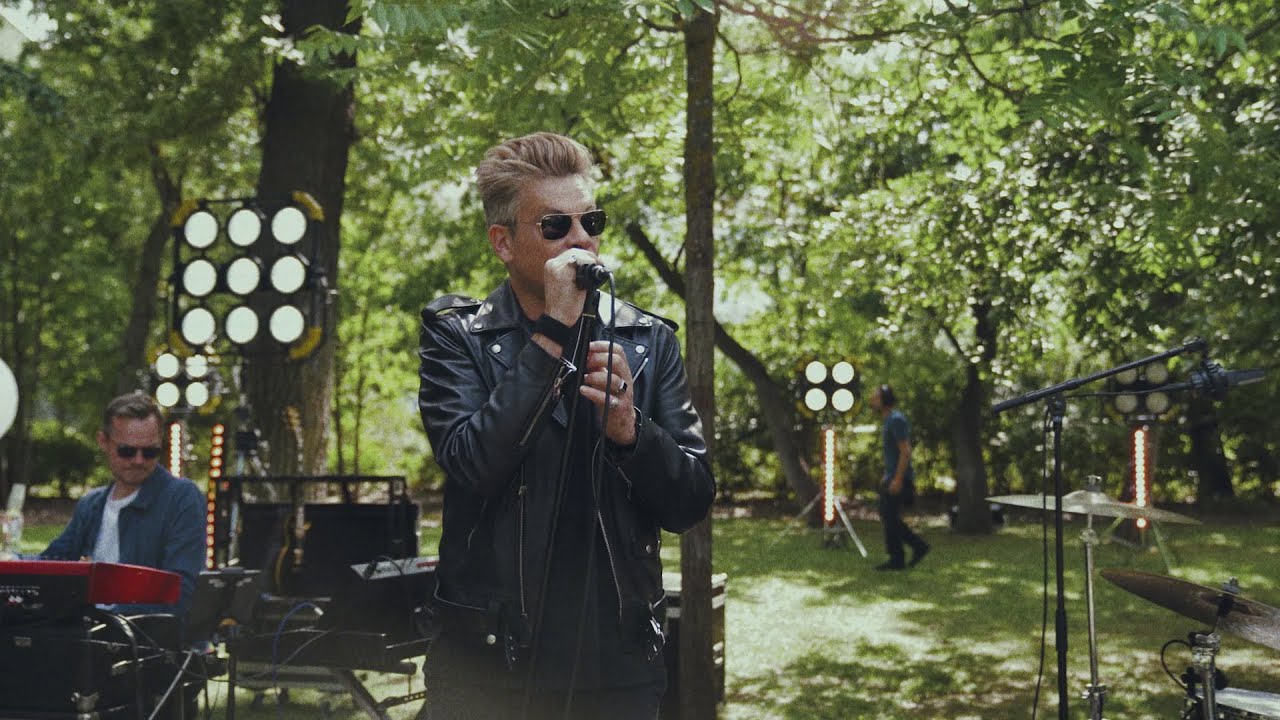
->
[185,381,210,407]
[804,361,827,384]
[831,361,855,385]
[227,207,264,247]
[180,307,216,345]
[155,352,181,380]
[156,382,181,408]
[225,305,259,345]
[226,256,262,296]
[804,388,828,412]
[269,305,305,343]
[183,209,219,250]
[271,206,308,245]
[269,255,307,293]
[185,354,209,379]
[182,259,218,298]
[832,389,855,413]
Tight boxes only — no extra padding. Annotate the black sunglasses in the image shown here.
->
[528,209,607,241]
[116,444,162,460]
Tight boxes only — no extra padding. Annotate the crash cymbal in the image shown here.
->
[987,490,1200,525]
[1101,568,1280,652]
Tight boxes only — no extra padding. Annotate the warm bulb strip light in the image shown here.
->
[1134,426,1149,530]
[823,428,836,526]
[206,423,225,568]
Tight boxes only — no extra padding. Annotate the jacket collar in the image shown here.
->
[468,281,657,335]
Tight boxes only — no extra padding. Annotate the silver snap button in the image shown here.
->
[491,344,502,353]
[473,322,484,330]
[485,634,497,645]
[645,544,654,554]
[636,345,647,354]
[640,317,651,325]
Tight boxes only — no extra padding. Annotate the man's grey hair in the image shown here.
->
[475,132,594,228]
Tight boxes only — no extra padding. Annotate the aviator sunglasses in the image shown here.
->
[116,444,162,460]
[525,209,608,241]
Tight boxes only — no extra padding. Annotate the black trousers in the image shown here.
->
[878,491,927,565]
[421,681,663,720]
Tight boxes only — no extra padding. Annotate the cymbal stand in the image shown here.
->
[1080,508,1107,720]
[1188,630,1220,720]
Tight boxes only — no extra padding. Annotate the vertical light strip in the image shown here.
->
[206,423,225,569]
[823,427,836,526]
[166,421,184,478]
[1134,426,1149,530]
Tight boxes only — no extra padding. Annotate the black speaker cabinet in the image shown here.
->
[237,502,419,597]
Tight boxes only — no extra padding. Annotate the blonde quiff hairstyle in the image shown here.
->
[475,132,595,229]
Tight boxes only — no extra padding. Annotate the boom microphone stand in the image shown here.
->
[992,338,1206,720]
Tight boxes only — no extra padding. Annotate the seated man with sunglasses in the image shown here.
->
[40,391,205,617]
[418,132,715,719]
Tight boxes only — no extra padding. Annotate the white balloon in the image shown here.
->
[0,358,18,440]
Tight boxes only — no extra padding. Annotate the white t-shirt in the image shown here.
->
[93,490,138,564]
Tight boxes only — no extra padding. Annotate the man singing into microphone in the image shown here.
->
[417,132,715,719]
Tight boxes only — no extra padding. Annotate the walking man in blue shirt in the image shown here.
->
[871,384,930,571]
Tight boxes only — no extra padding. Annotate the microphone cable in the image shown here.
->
[523,285,602,716]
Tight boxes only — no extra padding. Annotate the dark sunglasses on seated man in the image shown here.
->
[526,209,607,241]
[116,444,162,460]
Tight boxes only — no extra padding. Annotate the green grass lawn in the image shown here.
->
[18,509,1280,718]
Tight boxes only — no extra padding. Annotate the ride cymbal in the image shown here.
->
[1101,568,1280,652]
[987,490,1200,525]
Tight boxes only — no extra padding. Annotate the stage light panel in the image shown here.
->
[182,259,218,298]
[225,256,262,295]
[225,305,259,345]
[227,207,264,247]
[1115,368,1139,385]
[155,352,181,380]
[270,255,307,293]
[180,307,216,345]
[271,205,307,245]
[182,209,219,250]
[269,305,305,343]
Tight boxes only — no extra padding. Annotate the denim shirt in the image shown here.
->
[40,465,205,617]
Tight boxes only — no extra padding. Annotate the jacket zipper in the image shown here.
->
[593,440,626,622]
[517,466,528,621]
[518,358,575,447]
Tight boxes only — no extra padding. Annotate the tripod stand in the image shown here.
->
[795,491,868,556]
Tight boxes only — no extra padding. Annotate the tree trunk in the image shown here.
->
[1188,397,1233,500]
[679,6,717,720]
[625,222,816,504]
[115,145,181,395]
[247,0,358,475]
[949,300,994,534]
[951,362,992,533]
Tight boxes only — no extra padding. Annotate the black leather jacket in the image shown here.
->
[417,281,715,663]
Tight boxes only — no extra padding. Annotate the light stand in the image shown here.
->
[992,338,1206,720]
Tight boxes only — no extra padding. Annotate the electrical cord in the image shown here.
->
[563,281,620,719]
[1161,637,1192,689]
[145,650,195,720]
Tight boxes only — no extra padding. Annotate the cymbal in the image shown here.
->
[986,490,1201,525]
[1101,568,1280,652]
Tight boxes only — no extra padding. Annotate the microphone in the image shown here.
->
[575,262,611,290]
[1163,361,1265,400]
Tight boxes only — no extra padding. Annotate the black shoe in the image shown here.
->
[874,561,906,571]
[909,544,931,568]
